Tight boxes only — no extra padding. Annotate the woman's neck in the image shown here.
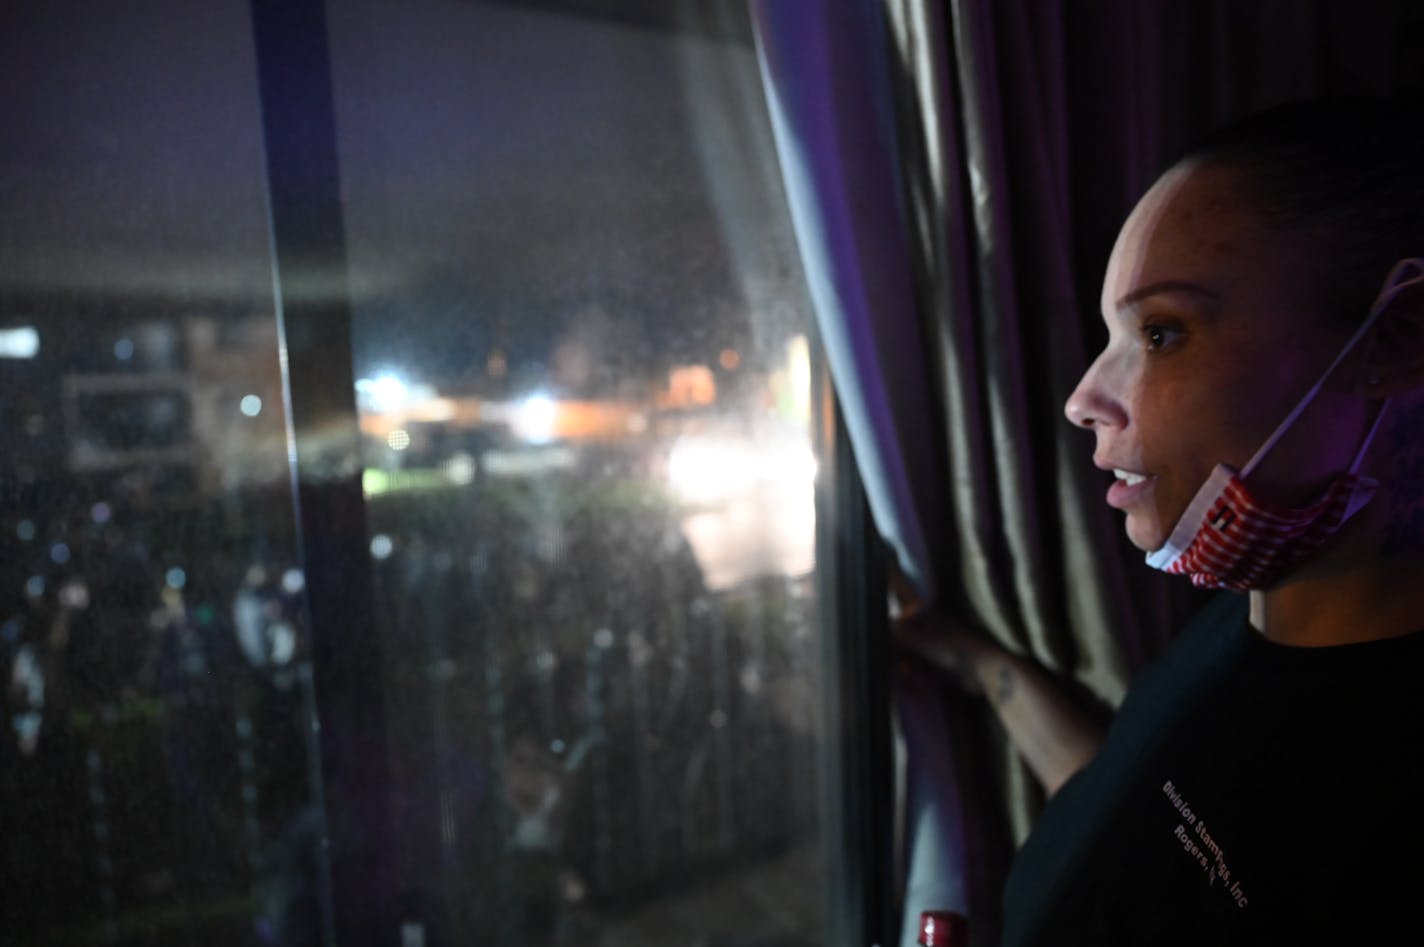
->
[1249,536,1424,647]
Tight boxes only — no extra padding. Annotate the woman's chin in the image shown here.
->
[1123,515,1166,554]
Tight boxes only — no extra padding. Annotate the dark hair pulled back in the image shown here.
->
[1178,99,1424,324]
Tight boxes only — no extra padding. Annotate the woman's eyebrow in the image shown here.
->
[1115,280,1221,311]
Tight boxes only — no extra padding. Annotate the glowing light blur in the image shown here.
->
[240,394,263,417]
[659,365,717,409]
[59,580,90,610]
[362,468,388,497]
[387,429,411,451]
[356,373,410,411]
[0,327,39,359]
[766,439,819,487]
[512,393,557,444]
[667,433,817,504]
[268,623,297,665]
[668,428,819,589]
[444,451,476,485]
[667,435,757,504]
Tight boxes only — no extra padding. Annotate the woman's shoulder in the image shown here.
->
[1118,592,1251,711]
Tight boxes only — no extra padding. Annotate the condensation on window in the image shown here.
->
[329,1,825,944]
[0,1,830,945]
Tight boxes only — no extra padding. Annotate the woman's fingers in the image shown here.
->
[892,610,987,693]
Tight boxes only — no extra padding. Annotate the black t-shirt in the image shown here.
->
[1002,592,1424,946]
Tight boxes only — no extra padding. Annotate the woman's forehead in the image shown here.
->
[1101,164,1276,315]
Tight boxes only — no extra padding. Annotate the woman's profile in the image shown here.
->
[903,99,1424,945]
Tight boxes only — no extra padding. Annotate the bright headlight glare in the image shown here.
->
[668,437,756,501]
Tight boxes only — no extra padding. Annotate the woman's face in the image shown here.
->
[1065,163,1370,552]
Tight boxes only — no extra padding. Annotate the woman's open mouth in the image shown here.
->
[1106,469,1154,508]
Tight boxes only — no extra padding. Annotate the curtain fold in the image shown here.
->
[753,2,1415,945]
[882,0,1156,923]
[749,0,941,598]
[750,3,975,938]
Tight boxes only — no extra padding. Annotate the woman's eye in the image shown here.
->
[1141,323,1179,350]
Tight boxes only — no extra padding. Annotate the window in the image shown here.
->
[0,2,313,944]
[328,2,828,942]
[1,2,861,944]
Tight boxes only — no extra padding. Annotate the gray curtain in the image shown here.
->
[750,5,976,932]
[753,1,1417,944]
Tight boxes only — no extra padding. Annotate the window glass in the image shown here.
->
[1,3,324,944]
[326,1,826,943]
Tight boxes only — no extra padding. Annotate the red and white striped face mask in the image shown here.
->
[1145,259,1424,591]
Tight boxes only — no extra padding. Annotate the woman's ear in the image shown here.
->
[1359,260,1424,398]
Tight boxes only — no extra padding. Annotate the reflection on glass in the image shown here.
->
[1,2,323,944]
[329,1,826,943]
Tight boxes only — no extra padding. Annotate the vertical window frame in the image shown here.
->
[250,0,398,943]
[813,351,895,947]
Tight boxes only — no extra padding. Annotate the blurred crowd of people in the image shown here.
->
[1,462,821,945]
[0,473,321,944]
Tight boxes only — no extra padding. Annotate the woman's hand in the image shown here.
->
[892,606,1001,698]
[892,602,1107,795]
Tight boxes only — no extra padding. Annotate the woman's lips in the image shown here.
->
[1106,472,1155,508]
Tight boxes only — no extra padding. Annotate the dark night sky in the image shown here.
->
[0,1,275,300]
[0,0,811,395]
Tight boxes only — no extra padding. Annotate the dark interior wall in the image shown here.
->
[1065,0,1424,347]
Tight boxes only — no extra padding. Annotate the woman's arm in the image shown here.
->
[895,610,1107,796]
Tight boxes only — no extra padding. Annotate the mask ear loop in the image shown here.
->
[1345,397,1392,474]
[1240,258,1424,481]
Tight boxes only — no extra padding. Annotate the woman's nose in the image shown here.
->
[1063,355,1127,430]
